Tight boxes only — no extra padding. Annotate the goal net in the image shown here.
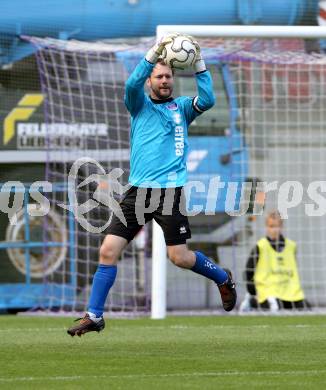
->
[26,29,326,314]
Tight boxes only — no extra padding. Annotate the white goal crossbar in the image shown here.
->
[151,24,326,319]
[157,25,326,40]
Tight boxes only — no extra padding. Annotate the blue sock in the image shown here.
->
[191,251,228,285]
[88,264,117,317]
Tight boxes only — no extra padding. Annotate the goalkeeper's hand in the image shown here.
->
[187,36,206,73]
[145,33,178,64]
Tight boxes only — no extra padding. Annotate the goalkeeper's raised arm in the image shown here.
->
[182,38,215,124]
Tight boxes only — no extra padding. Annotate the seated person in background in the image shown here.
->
[240,210,307,312]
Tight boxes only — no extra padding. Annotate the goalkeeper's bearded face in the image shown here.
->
[147,62,174,100]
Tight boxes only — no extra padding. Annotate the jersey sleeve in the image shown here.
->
[124,58,155,117]
[182,70,216,124]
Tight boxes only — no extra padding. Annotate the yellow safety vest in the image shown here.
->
[254,237,304,303]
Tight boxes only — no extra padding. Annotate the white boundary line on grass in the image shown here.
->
[1,324,326,332]
[1,370,326,383]
[18,308,326,318]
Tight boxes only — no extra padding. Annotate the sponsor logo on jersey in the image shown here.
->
[173,113,182,125]
[175,125,184,156]
[167,102,178,111]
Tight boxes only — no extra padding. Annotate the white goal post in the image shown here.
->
[151,25,326,319]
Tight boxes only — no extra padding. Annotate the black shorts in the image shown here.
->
[105,186,191,246]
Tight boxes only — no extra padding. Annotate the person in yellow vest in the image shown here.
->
[241,211,306,311]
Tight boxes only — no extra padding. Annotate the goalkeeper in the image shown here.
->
[68,36,237,337]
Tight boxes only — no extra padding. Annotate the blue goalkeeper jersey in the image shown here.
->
[124,58,215,188]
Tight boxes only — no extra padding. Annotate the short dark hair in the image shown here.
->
[155,58,175,75]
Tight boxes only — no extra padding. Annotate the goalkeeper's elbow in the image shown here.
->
[201,93,216,111]
[206,93,216,109]
[125,76,137,91]
[194,94,215,113]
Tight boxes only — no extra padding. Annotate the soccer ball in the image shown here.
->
[161,35,197,70]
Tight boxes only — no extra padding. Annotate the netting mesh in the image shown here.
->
[27,35,326,313]
[31,38,152,313]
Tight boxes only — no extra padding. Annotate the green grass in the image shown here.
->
[0,315,326,389]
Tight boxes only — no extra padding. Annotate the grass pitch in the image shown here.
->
[0,315,325,389]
